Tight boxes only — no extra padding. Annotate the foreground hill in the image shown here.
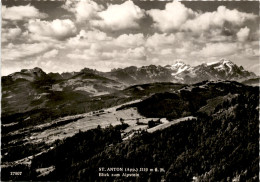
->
[1,80,258,181]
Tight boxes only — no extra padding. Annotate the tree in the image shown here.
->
[148,120,155,128]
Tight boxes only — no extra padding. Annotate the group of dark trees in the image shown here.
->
[2,124,125,181]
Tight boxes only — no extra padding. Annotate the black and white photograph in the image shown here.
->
[1,0,259,181]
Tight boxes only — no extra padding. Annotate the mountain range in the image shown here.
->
[3,59,257,86]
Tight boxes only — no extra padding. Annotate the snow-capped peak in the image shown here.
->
[206,59,234,66]
[173,60,186,67]
[206,61,220,66]
[220,58,234,66]
[167,60,193,76]
[212,59,235,73]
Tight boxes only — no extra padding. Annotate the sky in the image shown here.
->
[1,0,259,75]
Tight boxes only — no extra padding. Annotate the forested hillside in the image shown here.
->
[2,81,258,182]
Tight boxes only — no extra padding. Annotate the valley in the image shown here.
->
[2,96,196,169]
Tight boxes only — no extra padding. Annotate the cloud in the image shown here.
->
[67,30,145,54]
[2,43,52,61]
[199,43,238,57]
[241,41,259,57]
[93,46,147,61]
[244,47,259,57]
[217,6,256,25]
[204,29,233,42]
[67,29,111,48]
[175,41,193,55]
[183,6,257,33]
[28,19,77,40]
[147,1,196,32]
[148,1,257,33]
[67,43,106,61]
[2,27,22,43]
[63,0,144,30]
[67,44,147,62]
[42,49,59,58]
[2,5,47,21]
[91,0,145,30]
[2,1,259,76]
[65,30,148,70]
[63,0,103,22]
[161,48,173,55]
[66,31,184,68]
[146,33,175,49]
[125,47,147,60]
[114,33,144,47]
[237,27,250,42]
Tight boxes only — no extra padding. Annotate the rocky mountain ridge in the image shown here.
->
[2,59,257,86]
